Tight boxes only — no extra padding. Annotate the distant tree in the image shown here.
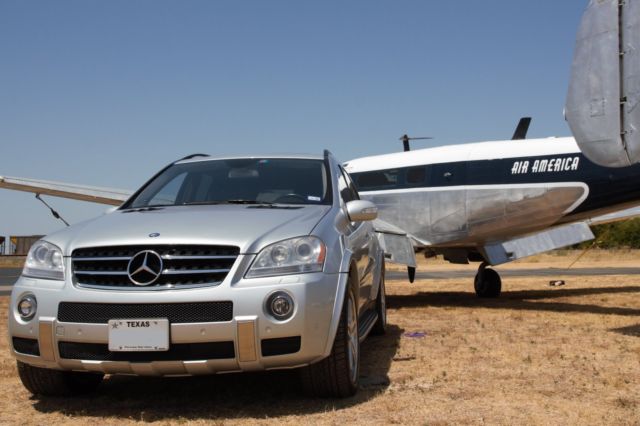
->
[575,217,640,249]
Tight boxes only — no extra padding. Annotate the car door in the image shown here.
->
[338,167,378,311]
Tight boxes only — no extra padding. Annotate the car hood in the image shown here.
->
[44,204,331,256]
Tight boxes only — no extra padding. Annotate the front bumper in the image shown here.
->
[8,262,347,376]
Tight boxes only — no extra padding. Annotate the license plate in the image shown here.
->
[108,318,169,352]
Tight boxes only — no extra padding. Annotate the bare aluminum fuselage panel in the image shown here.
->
[360,183,588,247]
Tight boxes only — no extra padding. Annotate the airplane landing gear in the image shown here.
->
[474,262,501,298]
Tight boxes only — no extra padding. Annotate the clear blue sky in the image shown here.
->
[1,0,585,240]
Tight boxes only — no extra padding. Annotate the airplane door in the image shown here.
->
[429,162,468,243]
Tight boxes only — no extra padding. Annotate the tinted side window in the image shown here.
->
[338,174,356,203]
[431,162,466,186]
[341,169,360,201]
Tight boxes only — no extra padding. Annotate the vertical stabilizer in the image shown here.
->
[566,0,640,167]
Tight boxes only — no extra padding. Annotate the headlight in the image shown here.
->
[246,236,326,278]
[23,240,65,280]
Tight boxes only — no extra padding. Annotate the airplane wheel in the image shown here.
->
[474,267,501,298]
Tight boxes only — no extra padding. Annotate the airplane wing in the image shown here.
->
[479,204,640,265]
[587,206,640,225]
[373,218,417,268]
[0,175,132,206]
[481,222,595,266]
[439,204,640,267]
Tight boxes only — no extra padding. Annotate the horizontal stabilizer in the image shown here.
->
[566,0,640,167]
[0,175,132,206]
[481,222,594,265]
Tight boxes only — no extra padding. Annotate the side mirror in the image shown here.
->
[346,200,378,222]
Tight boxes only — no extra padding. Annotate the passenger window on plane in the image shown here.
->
[356,169,398,190]
[406,167,426,185]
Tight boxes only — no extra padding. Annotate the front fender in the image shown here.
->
[369,243,385,300]
[320,271,350,358]
[338,246,354,274]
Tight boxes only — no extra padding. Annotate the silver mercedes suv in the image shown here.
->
[8,150,386,398]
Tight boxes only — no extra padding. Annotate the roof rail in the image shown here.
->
[176,153,210,162]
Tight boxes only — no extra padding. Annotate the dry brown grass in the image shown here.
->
[386,249,640,272]
[0,261,639,425]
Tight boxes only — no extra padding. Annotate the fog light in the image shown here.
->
[17,295,37,321]
[266,291,294,320]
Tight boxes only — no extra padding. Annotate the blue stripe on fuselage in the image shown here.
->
[349,153,640,217]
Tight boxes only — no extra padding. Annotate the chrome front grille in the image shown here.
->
[72,245,240,290]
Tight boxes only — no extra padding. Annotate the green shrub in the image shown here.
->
[576,217,640,249]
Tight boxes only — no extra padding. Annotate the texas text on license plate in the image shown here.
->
[108,318,169,352]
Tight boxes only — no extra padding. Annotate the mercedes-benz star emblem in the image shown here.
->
[127,250,163,286]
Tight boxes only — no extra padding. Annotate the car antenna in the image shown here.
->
[400,134,433,152]
[35,194,70,226]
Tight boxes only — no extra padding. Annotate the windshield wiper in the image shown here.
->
[224,199,276,205]
[121,206,166,213]
[182,199,277,206]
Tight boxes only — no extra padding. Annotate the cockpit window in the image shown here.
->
[125,158,330,208]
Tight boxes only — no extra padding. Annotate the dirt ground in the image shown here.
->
[0,253,639,425]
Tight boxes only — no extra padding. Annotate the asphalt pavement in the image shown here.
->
[0,268,20,296]
[386,267,640,281]
[0,268,20,285]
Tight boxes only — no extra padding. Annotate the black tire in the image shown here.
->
[17,361,104,396]
[474,267,502,298]
[300,285,359,398]
[371,261,387,335]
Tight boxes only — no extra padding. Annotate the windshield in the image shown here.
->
[124,158,331,209]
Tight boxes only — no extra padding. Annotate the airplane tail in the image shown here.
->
[566,0,640,167]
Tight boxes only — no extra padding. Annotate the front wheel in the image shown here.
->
[17,361,104,396]
[300,285,359,397]
[474,267,502,298]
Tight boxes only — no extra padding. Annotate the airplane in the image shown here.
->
[344,128,640,297]
[1,0,639,298]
